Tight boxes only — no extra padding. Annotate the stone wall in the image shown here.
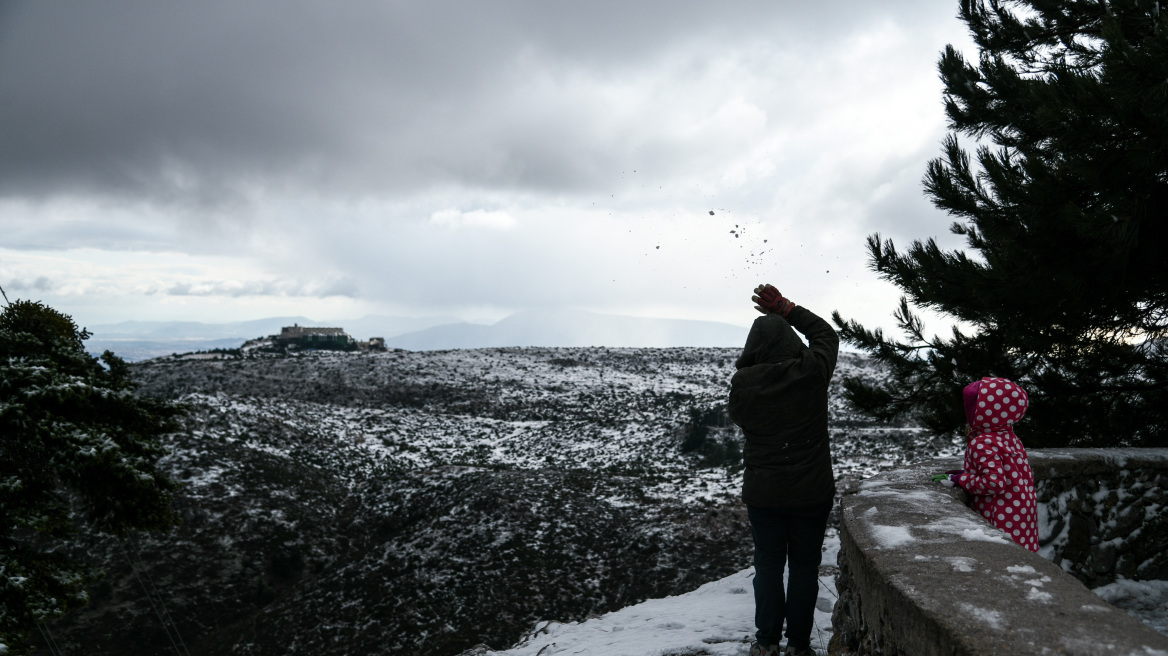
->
[1034,449,1168,588]
[829,448,1168,656]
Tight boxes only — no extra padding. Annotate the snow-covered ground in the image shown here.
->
[483,531,842,656]
[1092,579,1168,637]
[1037,469,1168,637]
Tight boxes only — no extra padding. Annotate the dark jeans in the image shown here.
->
[748,502,832,649]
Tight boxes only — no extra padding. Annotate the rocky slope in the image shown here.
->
[35,347,958,656]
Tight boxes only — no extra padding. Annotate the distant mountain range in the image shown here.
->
[84,309,751,360]
[382,309,748,350]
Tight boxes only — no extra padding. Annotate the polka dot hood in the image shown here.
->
[963,377,1029,432]
[955,377,1039,552]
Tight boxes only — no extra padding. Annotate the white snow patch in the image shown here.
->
[946,557,977,573]
[1037,489,1072,561]
[485,535,842,655]
[959,528,1011,544]
[860,507,915,548]
[821,528,841,567]
[1026,587,1052,603]
[868,524,915,548]
[957,603,1004,631]
[1092,579,1168,636]
[919,516,1012,545]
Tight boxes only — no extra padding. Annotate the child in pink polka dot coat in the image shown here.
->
[950,377,1039,552]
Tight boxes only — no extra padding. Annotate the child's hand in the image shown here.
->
[931,471,961,487]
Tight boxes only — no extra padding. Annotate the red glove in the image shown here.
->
[752,284,795,317]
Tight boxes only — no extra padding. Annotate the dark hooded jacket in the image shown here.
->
[728,305,839,508]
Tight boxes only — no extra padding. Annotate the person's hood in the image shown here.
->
[963,377,1029,432]
[735,314,806,370]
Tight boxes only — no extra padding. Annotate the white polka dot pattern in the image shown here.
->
[956,377,1038,553]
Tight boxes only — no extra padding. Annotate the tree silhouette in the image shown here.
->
[833,0,1168,447]
[0,299,181,653]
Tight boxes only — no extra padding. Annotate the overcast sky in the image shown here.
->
[0,0,975,334]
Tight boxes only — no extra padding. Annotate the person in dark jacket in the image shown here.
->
[729,283,839,656]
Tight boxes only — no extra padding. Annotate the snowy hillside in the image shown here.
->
[37,348,960,656]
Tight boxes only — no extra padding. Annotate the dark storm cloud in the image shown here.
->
[0,0,948,204]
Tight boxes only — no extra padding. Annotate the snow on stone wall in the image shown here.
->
[1034,449,1168,588]
[831,449,1168,656]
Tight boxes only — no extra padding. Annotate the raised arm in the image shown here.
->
[784,305,840,381]
[750,284,839,380]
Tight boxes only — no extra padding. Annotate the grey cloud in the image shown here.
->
[5,276,54,291]
[0,196,257,254]
[0,0,951,205]
[164,278,359,298]
[862,157,966,248]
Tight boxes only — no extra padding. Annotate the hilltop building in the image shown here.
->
[274,324,385,351]
[278,324,353,346]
